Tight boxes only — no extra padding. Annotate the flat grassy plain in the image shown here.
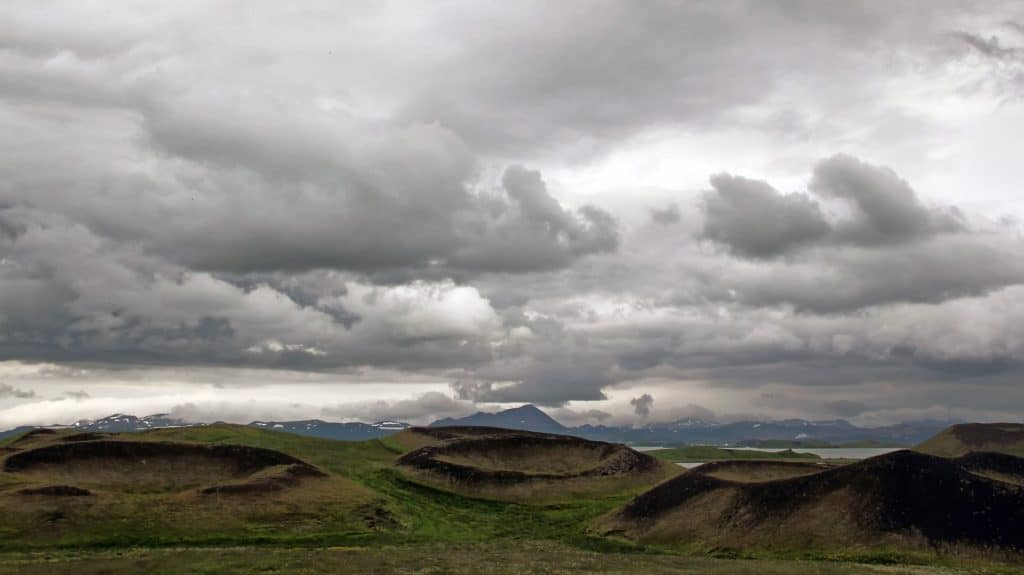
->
[1,426,1021,574]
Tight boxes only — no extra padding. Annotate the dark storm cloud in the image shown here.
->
[700,174,831,258]
[141,104,618,275]
[446,167,618,272]
[701,155,966,260]
[0,48,618,278]
[728,237,1024,312]
[810,155,965,246]
[693,156,1023,312]
[629,393,654,417]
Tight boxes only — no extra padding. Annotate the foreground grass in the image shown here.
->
[0,543,1016,575]
[648,445,820,462]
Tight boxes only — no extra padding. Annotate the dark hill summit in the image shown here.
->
[955,451,1024,485]
[430,405,568,434]
[606,450,1024,552]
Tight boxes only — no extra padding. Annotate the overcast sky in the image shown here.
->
[1,1,1023,428]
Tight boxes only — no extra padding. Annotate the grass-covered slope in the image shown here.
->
[0,426,383,549]
[916,423,1024,457]
[0,424,680,552]
[395,427,681,502]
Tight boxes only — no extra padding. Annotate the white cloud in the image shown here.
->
[337,280,501,341]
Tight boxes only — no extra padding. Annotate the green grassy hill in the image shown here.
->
[0,426,387,549]
[915,423,1024,457]
[0,425,676,551]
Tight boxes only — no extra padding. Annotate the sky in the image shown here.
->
[1,1,1023,429]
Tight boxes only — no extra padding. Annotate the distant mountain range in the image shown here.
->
[72,413,192,432]
[430,404,950,446]
[250,419,411,440]
[0,414,193,439]
[0,405,955,446]
[570,417,949,446]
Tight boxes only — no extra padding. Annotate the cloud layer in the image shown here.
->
[1,1,1023,427]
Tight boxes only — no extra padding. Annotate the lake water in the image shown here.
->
[665,447,903,468]
[724,447,902,459]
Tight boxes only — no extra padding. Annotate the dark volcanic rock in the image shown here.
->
[61,432,109,442]
[956,451,1024,479]
[3,440,305,474]
[18,485,93,496]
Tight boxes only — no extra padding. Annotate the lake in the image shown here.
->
[670,447,903,468]
[724,447,902,459]
[676,462,706,469]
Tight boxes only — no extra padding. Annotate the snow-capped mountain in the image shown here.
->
[249,419,411,440]
[72,413,192,432]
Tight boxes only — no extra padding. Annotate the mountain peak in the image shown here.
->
[429,404,566,433]
[507,404,544,414]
